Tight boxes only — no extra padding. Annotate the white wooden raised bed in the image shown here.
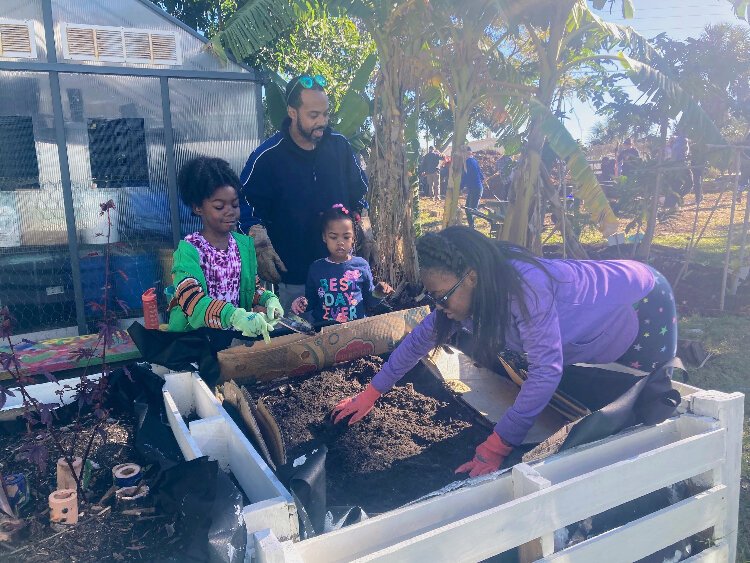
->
[162,360,743,563]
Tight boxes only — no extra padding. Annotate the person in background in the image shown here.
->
[332,226,677,477]
[671,130,693,199]
[240,74,370,311]
[291,205,392,323]
[461,146,485,229]
[420,146,444,202]
[167,156,283,343]
[616,138,640,177]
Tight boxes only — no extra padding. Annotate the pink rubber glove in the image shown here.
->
[455,432,513,477]
[331,383,382,425]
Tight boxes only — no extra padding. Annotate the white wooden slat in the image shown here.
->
[682,541,730,562]
[534,415,713,484]
[292,422,721,563]
[351,430,725,562]
[540,485,726,563]
[293,474,515,562]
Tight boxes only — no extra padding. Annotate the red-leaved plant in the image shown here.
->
[0,200,130,501]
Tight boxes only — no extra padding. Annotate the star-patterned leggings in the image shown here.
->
[615,267,678,373]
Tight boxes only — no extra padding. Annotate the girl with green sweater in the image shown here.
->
[167,156,283,341]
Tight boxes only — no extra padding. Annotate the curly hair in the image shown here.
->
[416,226,549,366]
[177,156,241,208]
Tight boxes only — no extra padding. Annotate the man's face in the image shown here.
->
[289,89,330,145]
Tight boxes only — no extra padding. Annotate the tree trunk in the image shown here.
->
[367,36,419,284]
[443,107,471,228]
[500,122,545,248]
[635,119,668,260]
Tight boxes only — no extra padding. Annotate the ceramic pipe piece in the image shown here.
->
[56,457,82,490]
[112,463,142,487]
[49,489,78,524]
[115,484,150,508]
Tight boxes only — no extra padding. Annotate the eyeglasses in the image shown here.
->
[423,271,469,308]
[287,74,327,104]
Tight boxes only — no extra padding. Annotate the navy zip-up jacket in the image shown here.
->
[239,118,368,285]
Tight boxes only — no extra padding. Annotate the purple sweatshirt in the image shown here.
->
[371,259,655,445]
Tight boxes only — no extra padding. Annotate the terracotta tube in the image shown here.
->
[49,489,78,524]
[56,457,82,490]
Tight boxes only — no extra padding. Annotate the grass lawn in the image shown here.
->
[679,315,750,560]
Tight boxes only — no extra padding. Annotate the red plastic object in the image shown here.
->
[142,287,160,330]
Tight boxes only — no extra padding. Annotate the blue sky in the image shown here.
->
[569,0,747,142]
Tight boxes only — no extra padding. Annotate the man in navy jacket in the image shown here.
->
[239,75,368,311]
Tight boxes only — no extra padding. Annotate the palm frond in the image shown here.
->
[530,99,619,236]
[618,54,729,164]
[212,0,317,61]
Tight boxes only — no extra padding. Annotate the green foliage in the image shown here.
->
[619,54,729,165]
[532,100,619,235]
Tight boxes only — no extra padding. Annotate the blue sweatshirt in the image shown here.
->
[305,256,375,323]
[461,156,485,191]
[239,118,368,285]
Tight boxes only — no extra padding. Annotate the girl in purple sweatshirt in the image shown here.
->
[332,226,677,477]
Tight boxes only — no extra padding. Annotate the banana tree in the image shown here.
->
[212,0,428,283]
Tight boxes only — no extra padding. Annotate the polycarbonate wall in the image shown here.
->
[58,72,176,333]
[0,70,75,333]
[51,0,245,72]
[169,78,261,179]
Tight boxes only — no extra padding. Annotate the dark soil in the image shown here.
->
[251,355,490,514]
[0,414,175,562]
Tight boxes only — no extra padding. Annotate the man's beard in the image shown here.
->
[297,120,325,144]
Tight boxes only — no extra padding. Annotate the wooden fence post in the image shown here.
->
[689,390,745,562]
[513,463,554,562]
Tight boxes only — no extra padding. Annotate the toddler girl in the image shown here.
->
[167,156,283,341]
[291,205,391,323]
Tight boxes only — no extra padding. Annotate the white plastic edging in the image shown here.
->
[162,372,299,542]
[0,373,103,421]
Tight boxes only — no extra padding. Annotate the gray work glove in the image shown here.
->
[248,224,287,284]
[356,211,376,264]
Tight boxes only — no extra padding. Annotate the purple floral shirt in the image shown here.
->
[185,232,242,306]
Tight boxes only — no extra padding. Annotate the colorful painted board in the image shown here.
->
[0,331,140,379]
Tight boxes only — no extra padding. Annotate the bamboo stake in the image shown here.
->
[729,185,750,295]
[673,191,725,289]
[719,149,742,311]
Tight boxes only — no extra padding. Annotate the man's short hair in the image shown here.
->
[286,75,326,109]
[428,146,435,151]
[464,146,473,152]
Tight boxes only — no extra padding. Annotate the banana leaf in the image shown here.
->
[531,99,619,237]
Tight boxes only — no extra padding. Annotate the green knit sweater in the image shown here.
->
[167,232,272,332]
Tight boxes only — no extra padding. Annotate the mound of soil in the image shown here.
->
[252,356,490,514]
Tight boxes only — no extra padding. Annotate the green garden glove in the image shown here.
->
[264,295,284,326]
[230,308,271,343]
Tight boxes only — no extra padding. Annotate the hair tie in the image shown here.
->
[332,203,350,215]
